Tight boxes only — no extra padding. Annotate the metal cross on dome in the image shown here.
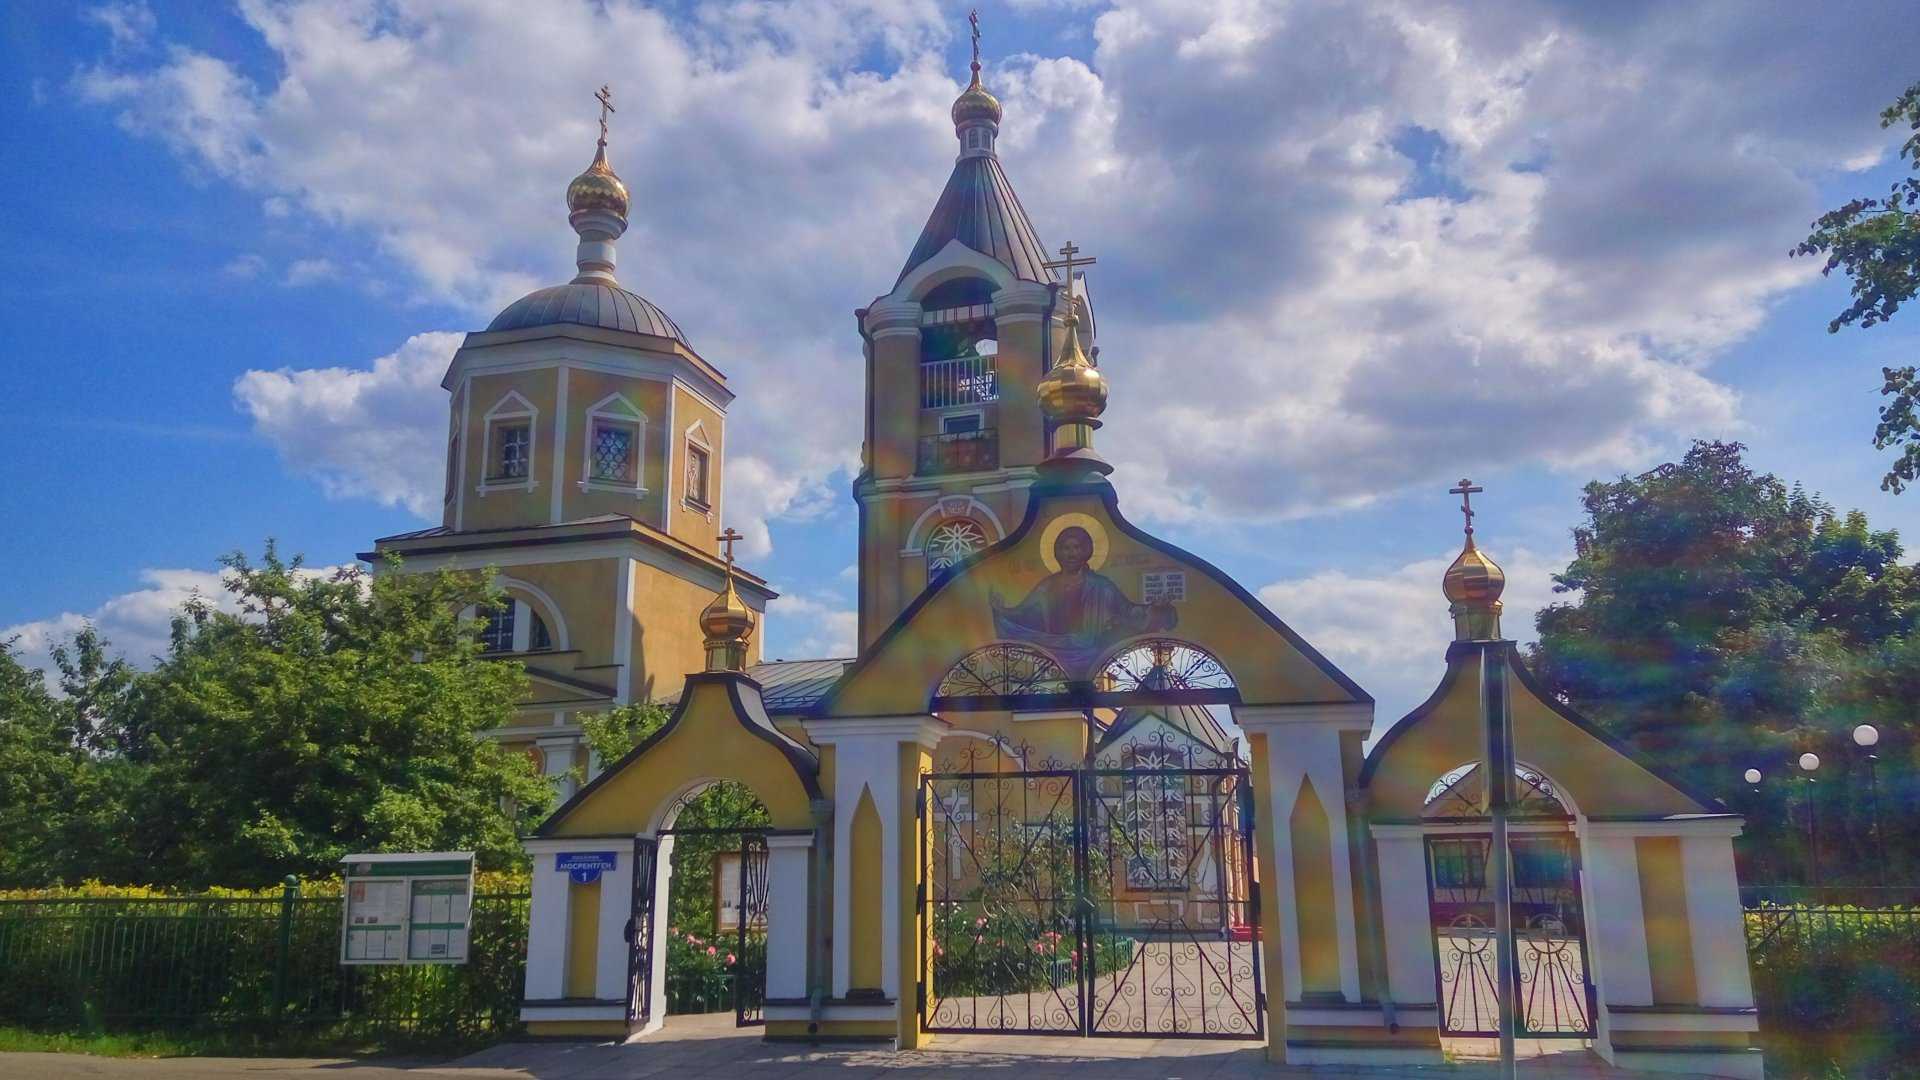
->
[595,84,615,143]
[969,8,981,70]
[1448,478,1483,538]
[1043,241,1097,307]
[717,528,744,566]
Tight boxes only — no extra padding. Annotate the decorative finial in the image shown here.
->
[595,84,616,147]
[567,82,630,285]
[1037,240,1111,482]
[969,8,982,86]
[1442,479,1505,640]
[701,527,756,672]
[950,10,1002,142]
[1449,478,1483,541]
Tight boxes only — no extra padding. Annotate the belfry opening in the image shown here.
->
[452,21,1767,1079]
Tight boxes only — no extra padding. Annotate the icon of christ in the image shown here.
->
[990,526,1176,673]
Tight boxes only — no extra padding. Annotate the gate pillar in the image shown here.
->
[763,833,813,1002]
[1369,825,1445,1055]
[799,715,948,1047]
[520,835,643,1037]
[1240,703,1434,1066]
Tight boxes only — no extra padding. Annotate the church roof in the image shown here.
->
[897,153,1056,287]
[486,282,688,344]
[663,657,851,715]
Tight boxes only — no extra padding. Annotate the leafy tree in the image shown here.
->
[115,545,553,887]
[1531,442,1920,883]
[1794,80,1920,492]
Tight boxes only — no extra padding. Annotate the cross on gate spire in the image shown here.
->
[1449,478,1483,539]
[717,527,744,566]
[1043,240,1097,308]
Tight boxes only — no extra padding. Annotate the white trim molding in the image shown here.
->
[479,390,539,495]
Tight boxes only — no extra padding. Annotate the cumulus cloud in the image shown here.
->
[1259,545,1567,734]
[764,591,858,661]
[233,332,459,518]
[74,0,1918,541]
[282,257,339,286]
[3,568,232,682]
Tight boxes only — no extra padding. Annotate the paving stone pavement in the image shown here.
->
[0,1015,1727,1080]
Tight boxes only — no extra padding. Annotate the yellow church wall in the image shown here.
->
[1248,732,1289,1051]
[1363,652,1703,821]
[564,877,600,998]
[828,489,1361,718]
[557,369,673,527]
[668,384,725,552]
[543,678,817,835]
[1636,836,1699,1006]
[624,560,761,705]
[867,331,920,481]
[1290,777,1342,997]
[461,368,561,533]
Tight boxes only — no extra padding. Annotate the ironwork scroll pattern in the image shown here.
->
[937,643,1071,699]
[1098,640,1234,693]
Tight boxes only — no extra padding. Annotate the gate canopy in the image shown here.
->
[539,671,822,836]
[816,481,1368,719]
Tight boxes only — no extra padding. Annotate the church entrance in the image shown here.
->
[918,737,1264,1040]
[1420,765,1595,1040]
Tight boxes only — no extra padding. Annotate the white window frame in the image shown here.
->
[683,420,714,514]
[940,409,986,435]
[479,391,539,495]
[579,392,648,498]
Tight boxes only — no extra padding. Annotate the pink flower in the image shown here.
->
[725,953,737,966]
[975,916,988,928]
[707,945,718,956]
[934,945,945,957]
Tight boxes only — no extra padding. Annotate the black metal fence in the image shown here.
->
[0,886,528,1042]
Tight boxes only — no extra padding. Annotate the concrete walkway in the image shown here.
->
[0,1014,1725,1080]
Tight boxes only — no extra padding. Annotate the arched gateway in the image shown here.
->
[514,27,1761,1076]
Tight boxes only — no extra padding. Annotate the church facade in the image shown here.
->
[383,40,1762,1080]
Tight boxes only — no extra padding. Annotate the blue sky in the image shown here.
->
[4,0,1919,729]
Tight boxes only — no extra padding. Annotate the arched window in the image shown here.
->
[480,601,516,653]
[936,643,1069,700]
[1097,640,1235,693]
[925,517,989,578]
[475,596,559,654]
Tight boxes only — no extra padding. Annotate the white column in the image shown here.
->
[1372,827,1440,1008]
[537,736,579,801]
[643,835,676,1031]
[765,833,814,1001]
[1583,829,1653,1007]
[594,849,637,1001]
[521,840,575,1002]
[1681,830,1755,1008]
[1236,703,1372,1004]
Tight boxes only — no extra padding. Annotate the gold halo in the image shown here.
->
[1038,513,1109,573]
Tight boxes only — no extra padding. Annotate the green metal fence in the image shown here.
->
[0,884,529,1041]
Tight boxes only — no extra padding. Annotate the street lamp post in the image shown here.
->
[1742,768,1766,880]
[1799,752,1821,889]
[1853,725,1885,887]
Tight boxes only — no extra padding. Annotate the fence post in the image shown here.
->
[272,875,299,1023]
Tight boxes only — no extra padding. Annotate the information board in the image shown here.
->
[340,852,474,965]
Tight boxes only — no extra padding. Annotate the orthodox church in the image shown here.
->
[375,32,1762,1080]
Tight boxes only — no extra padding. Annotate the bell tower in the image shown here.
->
[852,13,1094,646]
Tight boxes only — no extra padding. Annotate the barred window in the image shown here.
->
[495,424,530,479]
[591,423,634,482]
[480,602,516,653]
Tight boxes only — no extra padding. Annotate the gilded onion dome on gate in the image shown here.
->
[1038,304,1105,423]
[1442,535,1505,607]
[951,68,1003,127]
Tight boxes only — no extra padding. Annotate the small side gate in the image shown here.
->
[625,829,771,1031]
[1423,833,1595,1038]
[919,741,1264,1040]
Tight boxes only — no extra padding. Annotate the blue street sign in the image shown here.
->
[556,851,617,885]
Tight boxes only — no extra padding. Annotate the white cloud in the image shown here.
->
[1259,545,1568,734]
[75,0,1919,543]
[282,257,339,286]
[233,331,459,518]
[221,252,267,279]
[2,568,232,683]
[764,591,857,660]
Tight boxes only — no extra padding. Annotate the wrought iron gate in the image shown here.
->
[733,834,770,1026]
[1423,833,1595,1038]
[625,837,659,1030]
[919,743,1263,1039]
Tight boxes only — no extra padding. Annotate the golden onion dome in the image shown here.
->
[952,70,1003,128]
[700,569,756,647]
[1038,311,1106,423]
[566,142,630,219]
[1442,536,1506,607]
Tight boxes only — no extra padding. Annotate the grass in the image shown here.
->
[0,1024,493,1061]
